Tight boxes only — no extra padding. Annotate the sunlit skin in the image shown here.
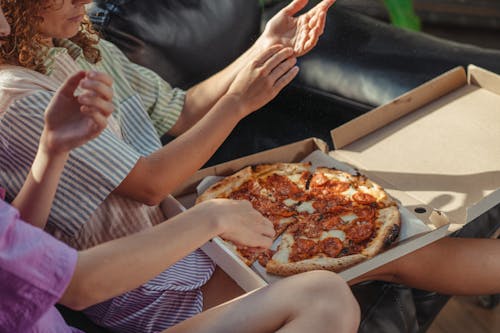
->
[0,6,10,38]
[261,0,336,56]
[38,0,92,45]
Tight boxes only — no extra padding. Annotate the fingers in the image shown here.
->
[261,46,295,75]
[86,70,113,87]
[318,0,336,11]
[78,90,113,114]
[80,99,113,117]
[260,46,299,90]
[241,203,275,248]
[77,71,114,117]
[245,221,275,249]
[85,111,109,140]
[282,0,308,16]
[79,71,114,102]
[254,44,289,68]
[268,56,297,83]
[213,199,276,249]
[259,217,276,239]
[274,65,299,91]
[58,71,87,97]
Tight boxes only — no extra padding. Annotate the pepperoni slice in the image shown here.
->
[310,176,350,193]
[321,215,341,230]
[293,216,323,238]
[320,237,343,257]
[310,173,329,187]
[353,206,376,220]
[345,220,374,243]
[260,174,303,199]
[290,238,320,262]
[353,192,376,204]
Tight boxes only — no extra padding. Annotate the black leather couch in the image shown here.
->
[62,1,499,332]
[89,0,500,167]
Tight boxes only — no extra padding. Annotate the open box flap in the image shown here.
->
[331,66,500,226]
[331,67,467,150]
[468,64,500,95]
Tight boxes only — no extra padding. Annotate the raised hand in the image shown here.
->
[227,44,299,115]
[41,71,114,155]
[260,0,335,57]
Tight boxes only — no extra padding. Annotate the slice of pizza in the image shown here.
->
[309,167,397,208]
[196,163,312,266]
[265,205,400,276]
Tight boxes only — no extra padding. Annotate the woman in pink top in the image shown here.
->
[0,6,361,333]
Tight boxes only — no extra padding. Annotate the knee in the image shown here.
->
[292,271,361,331]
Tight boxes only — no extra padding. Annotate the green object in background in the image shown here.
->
[383,0,421,31]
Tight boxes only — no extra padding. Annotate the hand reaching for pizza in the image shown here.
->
[41,71,114,155]
[259,0,336,57]
[226,44,298,115]
[196,199,276,249]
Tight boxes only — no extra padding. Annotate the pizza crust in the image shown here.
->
[196,166,253,203]
[266,254,367,276]
[362,206,401,257]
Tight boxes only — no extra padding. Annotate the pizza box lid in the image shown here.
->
[172,65,500,290]
[330,65,500,228]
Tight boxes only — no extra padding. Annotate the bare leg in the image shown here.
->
[165,270,360,333]
[352,237,500,295]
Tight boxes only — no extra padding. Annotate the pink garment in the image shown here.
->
[0,199,82,333]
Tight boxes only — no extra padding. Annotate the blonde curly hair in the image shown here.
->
[0,0,101,73]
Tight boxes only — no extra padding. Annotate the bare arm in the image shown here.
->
[59,199,275,310]
[168,0,335,136]
[167,46,257,136]
[114,46,299,205]
[12,71,113,228]
[352,237,500,296]
[11,148,69,228]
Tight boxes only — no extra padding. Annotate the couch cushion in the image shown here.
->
[90,0,261,89]
[263,2,500,108]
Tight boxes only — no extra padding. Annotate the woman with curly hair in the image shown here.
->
[0,0,350,332]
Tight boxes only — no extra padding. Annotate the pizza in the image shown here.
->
[196,162,401,276]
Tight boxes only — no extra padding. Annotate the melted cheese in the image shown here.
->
[324,172,351,182]
[283,198,299,207]
[320,230,346,242]
[340,213,357,223]
[279,217,295,226]
[286,173,303,183]
[359,185,384,201]
[273,234,293,263]
[273,247,291,263]
[342,186,357,197]
[296,201,316,214]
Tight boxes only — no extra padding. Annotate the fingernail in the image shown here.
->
[88,71,96,78]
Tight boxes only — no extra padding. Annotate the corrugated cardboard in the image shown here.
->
[175,65,500,291]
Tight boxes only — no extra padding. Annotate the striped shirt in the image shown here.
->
[0,39,215,332]
[0,38,184,243]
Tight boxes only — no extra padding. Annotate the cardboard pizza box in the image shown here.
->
[172,65,500,291]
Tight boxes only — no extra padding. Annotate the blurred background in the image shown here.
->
[337,0,500,49]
